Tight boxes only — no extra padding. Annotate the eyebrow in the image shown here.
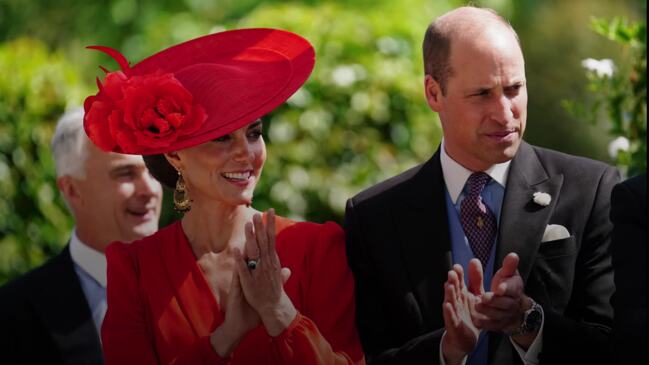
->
[249,120,263,129]
[469,79,525,92]
[109,164,140,176]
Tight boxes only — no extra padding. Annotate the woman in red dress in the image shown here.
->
[82,28,365,365]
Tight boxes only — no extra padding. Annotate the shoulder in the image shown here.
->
[277,219,344,245]
[105,221,179,272]
[349,160,429,209]
[106,221,178,259]
[614,173,647,200]
[611,173,647,224]
[276,218,345,259]
[528,143,616,179]
[0,247,73,310]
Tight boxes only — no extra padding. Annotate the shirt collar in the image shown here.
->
[69,229,107,287]
[440,139,511,204]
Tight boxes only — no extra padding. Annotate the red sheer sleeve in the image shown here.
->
[270,222,365,365]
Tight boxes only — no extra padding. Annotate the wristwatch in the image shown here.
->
[505,298,543,337]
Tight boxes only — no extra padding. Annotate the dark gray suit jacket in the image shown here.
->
[0,245,104,365]
[344,142,619,364]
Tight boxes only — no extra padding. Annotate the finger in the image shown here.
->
[453,264,465,291]
[494,275,524,298]
[470,309,490,328]
[444,281,456,308]
[447,271,460,302]
[443,302,459,327]
[253,213,269,261]
[444,282,452,303]
[493,253,519,280]
[501,253,519,277]
[491,253,519,293]
[234,247,253,284]
[448,284,460,311]
[468,294,486,329]
[474,319,509,332]
[244,221,259,261]
[478,295,518,311]
[280,267,291,284]
[468,259,485,296]
[475,301,517,324]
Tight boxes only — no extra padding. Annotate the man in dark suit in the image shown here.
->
[610,173,646,364]
[344,6,619,365]
[0,108,163,364]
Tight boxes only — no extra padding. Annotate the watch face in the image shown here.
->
[526,308,542,328]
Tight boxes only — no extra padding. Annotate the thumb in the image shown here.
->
[500,252,519,277]
[491,252,519,291]
[280,267,292,285]
[467,258,485,296]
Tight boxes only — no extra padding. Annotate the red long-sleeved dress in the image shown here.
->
[101,217,365,365]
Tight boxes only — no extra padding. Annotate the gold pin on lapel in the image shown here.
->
[476,216,484,229]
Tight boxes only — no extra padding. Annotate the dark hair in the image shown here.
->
[144,154,177,190]
[422,24,453,95]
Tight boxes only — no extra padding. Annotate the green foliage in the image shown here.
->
[0,38,86,282]
[562,16,647,177]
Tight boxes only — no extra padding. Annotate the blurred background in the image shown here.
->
[0,0,646,284]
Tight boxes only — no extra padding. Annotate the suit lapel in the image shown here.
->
[31,245,104,365]
[395,149,453,328]
[496,142,564,282]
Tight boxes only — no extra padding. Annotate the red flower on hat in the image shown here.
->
[83,47,207,154]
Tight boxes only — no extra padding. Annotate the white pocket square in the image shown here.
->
[542,224,571,242]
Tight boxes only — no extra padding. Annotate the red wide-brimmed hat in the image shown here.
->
[83,28,315,155]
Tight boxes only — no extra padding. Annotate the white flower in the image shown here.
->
[533,192,552,207]
[608,136,630,159]
[581,58,615,78]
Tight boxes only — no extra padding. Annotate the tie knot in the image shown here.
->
[466,172,491,196]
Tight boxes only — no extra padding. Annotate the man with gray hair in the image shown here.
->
[345,5,618,365]
[0,107,163,364]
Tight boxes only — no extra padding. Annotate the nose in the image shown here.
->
[232,137,253,162]
[490,95,515,125]
[137,171,162,198]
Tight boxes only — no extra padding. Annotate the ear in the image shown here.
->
[424,74,444,112]
[164,151,182,172]
[57,176,83,206]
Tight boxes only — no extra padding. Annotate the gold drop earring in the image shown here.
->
[173,171,192,213]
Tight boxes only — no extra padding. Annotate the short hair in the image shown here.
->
[51,107,89,179]
[422,6,520,94]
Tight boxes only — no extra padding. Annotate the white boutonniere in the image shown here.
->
[533,192,551,207]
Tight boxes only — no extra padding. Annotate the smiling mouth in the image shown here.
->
[126,208,156,219]
[222,171,252,181]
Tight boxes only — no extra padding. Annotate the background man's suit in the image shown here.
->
[0,245,104,365]
[345,142,619,364]
[610,173,647,364]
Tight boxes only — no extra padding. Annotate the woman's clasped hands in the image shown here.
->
[211,209,296,357]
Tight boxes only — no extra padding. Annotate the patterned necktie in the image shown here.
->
[460,172,497,268]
